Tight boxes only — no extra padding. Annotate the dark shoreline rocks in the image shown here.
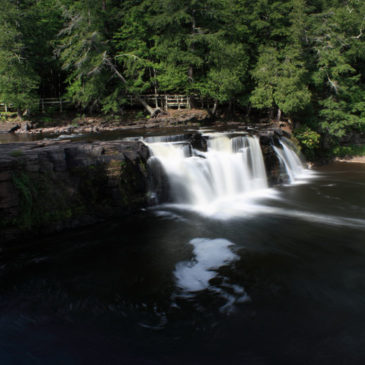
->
[0,140,150,244]
[6,110,211,137]
[0,122,21,134]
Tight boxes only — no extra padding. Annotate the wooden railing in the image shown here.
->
[126,94,191,110]
[0,103,10,112]
[39,98,70,112]
[0,94,196,113]
[0,98,70,113]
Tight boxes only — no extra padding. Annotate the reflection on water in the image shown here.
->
[0,133,37,143]
[0,162,365,364]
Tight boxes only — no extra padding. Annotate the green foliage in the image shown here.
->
[135,111,145,119]
[39,116,53,124]
[294,127,321,159]
[309,3,365,139]
[295,128,321,150]
[331,145,365,158]
[10,149,24,157]
[0,0,39,114]
[250,0,311,117]
[0,0,363,142]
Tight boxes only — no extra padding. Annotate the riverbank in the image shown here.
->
[0,108,286,139]
[335,156,365,163]
[0,109,212,136]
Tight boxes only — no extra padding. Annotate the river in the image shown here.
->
[0,131,365,364]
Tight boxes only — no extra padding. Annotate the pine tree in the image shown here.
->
[250,0,311,120]
[310,2,365,138]
[0,0,39,117]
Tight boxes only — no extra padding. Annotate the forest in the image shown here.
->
[0,0,364,151]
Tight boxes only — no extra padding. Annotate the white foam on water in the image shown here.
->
[156,193,365,229]
[45,133,83,141]
[174,238,239,292]
[152,210,188,222]
[156,188,280,219]
[173,238,249,312]
[251,205,365,229]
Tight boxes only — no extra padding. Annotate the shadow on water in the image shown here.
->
[0,163,365,364]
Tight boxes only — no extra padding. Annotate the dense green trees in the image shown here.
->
[0,0,39,116]
[0,0,364,142]
[250,0,311,120]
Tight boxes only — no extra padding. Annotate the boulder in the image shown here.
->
[189,132,208,152]
[0,122,20,133]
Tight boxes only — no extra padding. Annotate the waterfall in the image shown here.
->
[273,138,307,183]
[146,133,268,207]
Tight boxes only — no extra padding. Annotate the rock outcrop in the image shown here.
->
[0,122,21,134]
[0,140,150,243]
[258,130,284,185]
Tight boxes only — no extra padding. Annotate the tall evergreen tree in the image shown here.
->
[0,0,39,117]
[310,2,365,138]
[250,0,310,120]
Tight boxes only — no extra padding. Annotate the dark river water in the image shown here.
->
[1,162,365,364]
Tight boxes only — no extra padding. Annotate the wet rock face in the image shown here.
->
[260,144,282,186]
[147,157,170,204]
[189,132,208,152]
[0,140,150,243]
[258,132,286,185]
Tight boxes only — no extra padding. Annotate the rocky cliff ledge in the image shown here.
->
[0,140,150,243]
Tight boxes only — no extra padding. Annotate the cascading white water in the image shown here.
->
[146,133,268,207]
[273,138,307,183]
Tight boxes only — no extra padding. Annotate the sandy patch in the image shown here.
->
[335,156,365,163]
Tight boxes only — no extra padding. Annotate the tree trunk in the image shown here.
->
[188,14,196,83]
[105,57,161,117]
[188,66,193,82]
[17,107,22,120]
[209,100,218,118]
[277,107,282,122]
[153,68,159,108]
[246,105,251,119]
[227,101,233,118]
